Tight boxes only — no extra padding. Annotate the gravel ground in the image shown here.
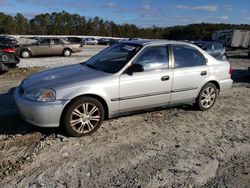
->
[0,48,249,187]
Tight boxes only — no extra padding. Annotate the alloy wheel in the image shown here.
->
[70,103,101,134]
[200,86,216,109]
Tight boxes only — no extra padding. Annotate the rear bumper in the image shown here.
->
[219,78,233,92]
[14,88,69,127]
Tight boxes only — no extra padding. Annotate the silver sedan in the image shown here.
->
[14,40,233,137]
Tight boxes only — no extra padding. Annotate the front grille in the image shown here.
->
[19,86,24,95]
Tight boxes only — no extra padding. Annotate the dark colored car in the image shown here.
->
[98,38,110,45]
[0,36,18,47]
[65,37,83,44]
[0,50,20,72]
[109,38,121,45]
[193,41,226,60]
[0,44,16,53]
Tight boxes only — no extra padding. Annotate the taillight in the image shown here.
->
[229,65,232,75]
[2,48,15,53]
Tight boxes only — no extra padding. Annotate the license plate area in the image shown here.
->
[2,55,8,62]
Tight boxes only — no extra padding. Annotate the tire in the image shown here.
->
[62,97,104,137]
[21,49,31,58]
[6,64,17,69]
[63,49,72,57]
[196,83,217,111]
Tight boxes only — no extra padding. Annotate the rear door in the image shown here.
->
[170,45,209,104]
[119,46,173,112]
[32,38,52,55]
[51,38,64,55]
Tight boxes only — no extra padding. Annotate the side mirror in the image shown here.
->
[126,64,144,75]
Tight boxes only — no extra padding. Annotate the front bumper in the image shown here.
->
[14,88,69,127]
[219,78,233,92]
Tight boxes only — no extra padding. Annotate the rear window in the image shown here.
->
[172,45,206,68]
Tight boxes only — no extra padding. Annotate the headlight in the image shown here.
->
[23,88,56,102]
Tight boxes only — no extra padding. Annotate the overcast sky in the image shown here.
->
[0,0,250,27]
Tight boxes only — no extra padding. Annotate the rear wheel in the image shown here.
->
[196,83,217,111]
[62,97,104,137]
[63,49,72,57]
[21,49,31,58]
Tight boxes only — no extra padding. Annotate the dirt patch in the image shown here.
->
[0,67,44,81]
[0,50,249,187]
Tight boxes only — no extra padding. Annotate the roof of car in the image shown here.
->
[121,39,191,46]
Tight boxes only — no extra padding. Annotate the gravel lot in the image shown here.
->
[0,47,249,187]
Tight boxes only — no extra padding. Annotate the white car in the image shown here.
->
[15,40,233,137]
[83,38,98,45]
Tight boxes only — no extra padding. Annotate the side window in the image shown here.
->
[134,46,168,71]
[172,45,206,68]
[52,39,61,45]
[40,39,51,45]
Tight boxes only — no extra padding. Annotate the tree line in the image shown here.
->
[0,11,250,40]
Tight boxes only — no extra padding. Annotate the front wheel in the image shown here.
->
[62,97,104,137]
[196,83,217,111]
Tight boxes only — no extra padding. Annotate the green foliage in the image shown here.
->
[0,11,250,40]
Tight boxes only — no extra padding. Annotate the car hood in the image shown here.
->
[21,64,110,90]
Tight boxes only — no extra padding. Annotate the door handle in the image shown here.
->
[200,71,207,76]
[161,75,169,81]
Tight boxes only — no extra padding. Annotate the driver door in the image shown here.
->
[119,46,173,112]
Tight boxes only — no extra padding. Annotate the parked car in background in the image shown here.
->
[193,41,226,60]
[98,38,111,45]
[15,40,232,137]
[0,44,16,54]
[0,50,20,71]
[83,38,98,45]
[16,38,82,58]
[65,37,83,44]
[108,38,121,45]
[0,36,18,47]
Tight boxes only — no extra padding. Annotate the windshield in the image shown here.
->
[85,43,141,73]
